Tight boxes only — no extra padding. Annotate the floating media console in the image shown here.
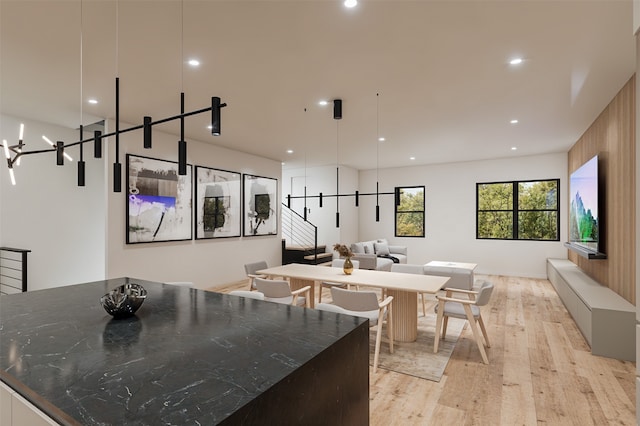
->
[547,258,634,361]
[563,242,607,259]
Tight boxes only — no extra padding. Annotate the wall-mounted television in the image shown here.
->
[567,155,605,258]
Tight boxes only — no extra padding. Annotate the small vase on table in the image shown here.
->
[343,257,354,275]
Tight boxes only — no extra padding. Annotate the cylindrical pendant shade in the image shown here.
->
[113,162,122,193]
[143,116,152,149]
[56,141,64,165]
[78,160,86,187]
[94,130,102,158]
[211,97,221,136]
[178,140,187,175]
[376,205,380,222]
[333,99,342,120]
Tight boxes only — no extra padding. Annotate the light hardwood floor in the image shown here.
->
[209,275,636,425]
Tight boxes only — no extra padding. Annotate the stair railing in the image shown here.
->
[281,203,318,263]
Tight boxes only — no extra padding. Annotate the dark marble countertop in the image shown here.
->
[0,277,367,425]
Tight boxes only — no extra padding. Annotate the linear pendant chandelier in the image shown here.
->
[285,96,396,227]
[1,85,227,191]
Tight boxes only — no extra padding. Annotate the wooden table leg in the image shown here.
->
[386,289,417,342]
[289,278,316,308]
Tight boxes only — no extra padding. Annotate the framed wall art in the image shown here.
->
[243,174,278,237]
[126,154,192,244]
[195,166,241,239]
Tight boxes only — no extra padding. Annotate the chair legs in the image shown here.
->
[434,302,489,365]
[372,304,394,374]
[462,304,489,364]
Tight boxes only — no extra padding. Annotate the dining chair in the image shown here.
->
[244,261,269,290]
[318,258,361,304]
[254,277,311,307]
[433,280,494,364]
[229,290,265,300]
[390,263,428,316]
[316,287,394,373]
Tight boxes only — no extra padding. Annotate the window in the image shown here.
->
[476,179,559,241]
[395,186,425,237]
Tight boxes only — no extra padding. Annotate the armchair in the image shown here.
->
[254,277,311,307]
[316,287,394,373]
[433,281,494,364]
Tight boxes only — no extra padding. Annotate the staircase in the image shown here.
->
[281,204,333,265]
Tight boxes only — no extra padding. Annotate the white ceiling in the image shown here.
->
[0,0,635,171]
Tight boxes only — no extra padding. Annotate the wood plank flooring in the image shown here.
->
[209,274,636,425]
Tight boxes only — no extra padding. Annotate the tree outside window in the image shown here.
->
[395,186,425,237]
[477,179,559,241]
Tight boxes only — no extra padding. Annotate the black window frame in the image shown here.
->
[394,185,425,238]
[476,178,560,241]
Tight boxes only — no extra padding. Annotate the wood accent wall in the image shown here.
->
[568,75,636,304]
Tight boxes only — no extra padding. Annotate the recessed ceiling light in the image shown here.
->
[378,137,385,142]
[509,58,523,65]
[281,162,286,166]
[409,156,415,161]
[344,0,357,8]
[511,147,518,151]
[188,59,200,67]
[510,119,518,124]
[207,124,213,130]
[318,100,329,106]
[88,99,98,104]
[287,149,294,154]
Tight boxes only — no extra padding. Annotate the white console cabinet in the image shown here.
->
[547,258,635,361]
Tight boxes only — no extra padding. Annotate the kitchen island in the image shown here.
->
[0,278,369,425]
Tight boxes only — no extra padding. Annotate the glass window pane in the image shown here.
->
[477,211,513,239]
[519,181,558,210]
[396,212,424,237]
[397,187,424,212]
[518,211,558,240]
[478,183,512,210]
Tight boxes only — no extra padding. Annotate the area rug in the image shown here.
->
[370,314,466,382]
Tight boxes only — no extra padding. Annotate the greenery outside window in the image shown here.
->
[476,179,559,241]
[395,186,425,237]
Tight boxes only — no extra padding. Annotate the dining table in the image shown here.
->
[257,263,450,342]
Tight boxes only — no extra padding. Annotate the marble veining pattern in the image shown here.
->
[0,277,366,425]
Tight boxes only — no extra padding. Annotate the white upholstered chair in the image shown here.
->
[229,290,265,300]
[433,281,494,364]
[316,287,394,373]
[317,258,361,303]
[390,263,428,316]
[254,277,310,307]
[244,261,268,290]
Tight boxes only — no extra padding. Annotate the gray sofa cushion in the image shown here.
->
[374,242,390,255]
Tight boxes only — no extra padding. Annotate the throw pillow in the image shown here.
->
[350,243,364,254]
[363,242,374,254]
[374,242,390,256]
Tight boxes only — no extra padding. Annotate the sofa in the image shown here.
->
[350,239,407,271]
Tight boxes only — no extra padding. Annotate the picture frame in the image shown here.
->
[243,174,278,237]
[126,154,192,244]
[195,166,241,239]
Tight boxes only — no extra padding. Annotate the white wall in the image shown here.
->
[105,120,282,290]
[282,165,359,253]
[0,114,106,290]
[358,153,569,278]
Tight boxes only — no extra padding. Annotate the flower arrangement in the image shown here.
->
[333,243,353,258]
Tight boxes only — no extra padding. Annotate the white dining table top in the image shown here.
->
[257,263,449,294]
[425,260,478,271]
